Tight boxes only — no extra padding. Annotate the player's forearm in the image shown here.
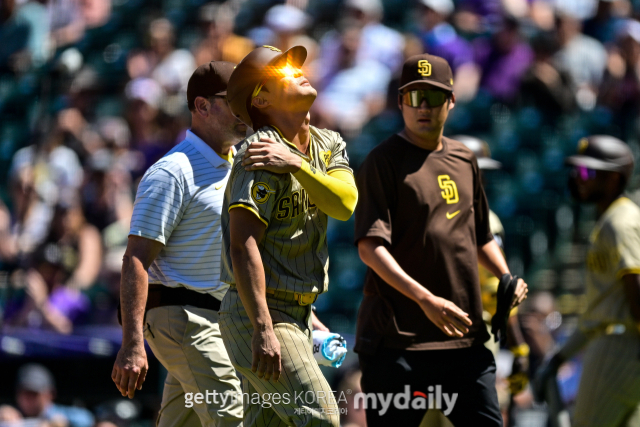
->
[358,237,433,305]
[120,255,149,345]
[230,240,272,329]
[478,239,510,278]
[293,162,358,221]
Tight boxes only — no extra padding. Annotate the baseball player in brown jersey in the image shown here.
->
[218,45,357,427]
[354,54,528,426]
[535,135,640,427]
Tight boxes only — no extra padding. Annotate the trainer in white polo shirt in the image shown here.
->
[112,61,246,427]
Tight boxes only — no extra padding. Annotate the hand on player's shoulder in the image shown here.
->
[242,137,302,174]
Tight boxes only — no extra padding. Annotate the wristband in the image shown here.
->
[510,343,530,358]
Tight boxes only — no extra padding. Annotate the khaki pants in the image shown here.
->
[144,305,244,427]
[219,287,340,427]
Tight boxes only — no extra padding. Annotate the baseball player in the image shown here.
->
[111,62,244,427]
[535,135,640,427]
[456,135,530,397]
[354,54,527,426]
[218,45,357,426]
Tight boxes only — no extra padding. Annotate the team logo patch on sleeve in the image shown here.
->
[321,150,332,167]
[251,182,275,204]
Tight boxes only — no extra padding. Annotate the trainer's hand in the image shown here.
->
[242,137,302,174]
[511,277,528,309]
[252,325,281,382]
[419,295,472,337]
[112,340,148,398]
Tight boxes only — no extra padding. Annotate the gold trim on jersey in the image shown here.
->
[229,203,269,227]
[616,267,640,279]
[269,125,315,161]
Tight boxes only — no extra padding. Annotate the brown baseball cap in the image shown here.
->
[227,45,307,128]
[399,54,454,92]
[187,61,236,111]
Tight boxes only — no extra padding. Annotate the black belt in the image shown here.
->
[146,284,221,312]
[117,285,221,326]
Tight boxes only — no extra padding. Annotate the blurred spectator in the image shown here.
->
[0,0,51,74]
[519,31,575,122]
[6,197,100,333]
[598,19,640,135]
[80,0,111,29]
[124,77,172,174]
[317,0,404,81]
[313,26,391,136]
[417,0,481,101]
[147,18,196,94]
[264,4,318,63]
[49,0,86,48]
[583,0,628,44]
[474,16,534,104]
[554,12,607,110]
[15,364,94,427]
[0,404,23,424]
[193,2,254,65]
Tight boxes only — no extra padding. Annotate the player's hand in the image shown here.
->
[419,295,472,337]
[251,325,281,382]
[511,277,528,309]
[311,311,330,332]
[242,137,302,174]
[112,340,148,398]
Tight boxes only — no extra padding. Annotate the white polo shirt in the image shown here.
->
[129,130,234,300]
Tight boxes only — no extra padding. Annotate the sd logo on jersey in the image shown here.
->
[438,175,459,204]
[252,182,275,204]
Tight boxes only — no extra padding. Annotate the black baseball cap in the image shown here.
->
[399,54,454,93]
[565,135,635,183]
[453,135,502,170]
[227,45,307,128]
[187,61,236,110]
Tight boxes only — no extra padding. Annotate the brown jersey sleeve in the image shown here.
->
[472,155,494,246]
[354,148,396,246]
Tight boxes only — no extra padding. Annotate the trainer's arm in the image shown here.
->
[478,239,528,308]
[112,235,163,399]
[358,236,472,337]
[229,207,281,382]
[242,138,358,221]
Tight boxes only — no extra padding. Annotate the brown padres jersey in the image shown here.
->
[354,135,493,352]
[220,125,352,294]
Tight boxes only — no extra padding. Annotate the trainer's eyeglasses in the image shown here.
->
[400,89,450,108]
[252,64,304,99]
[572,165,597,181]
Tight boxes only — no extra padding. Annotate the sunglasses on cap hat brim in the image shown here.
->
[399,89,450,108]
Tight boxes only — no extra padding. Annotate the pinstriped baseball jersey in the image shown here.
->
[220,125,352,294]
[580,196,640,331]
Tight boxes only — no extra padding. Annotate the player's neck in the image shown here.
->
[267,111,310,153]
[400,127,443,152]
[596,193,624,218]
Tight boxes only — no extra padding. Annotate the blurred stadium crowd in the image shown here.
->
[2,0,640,425]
